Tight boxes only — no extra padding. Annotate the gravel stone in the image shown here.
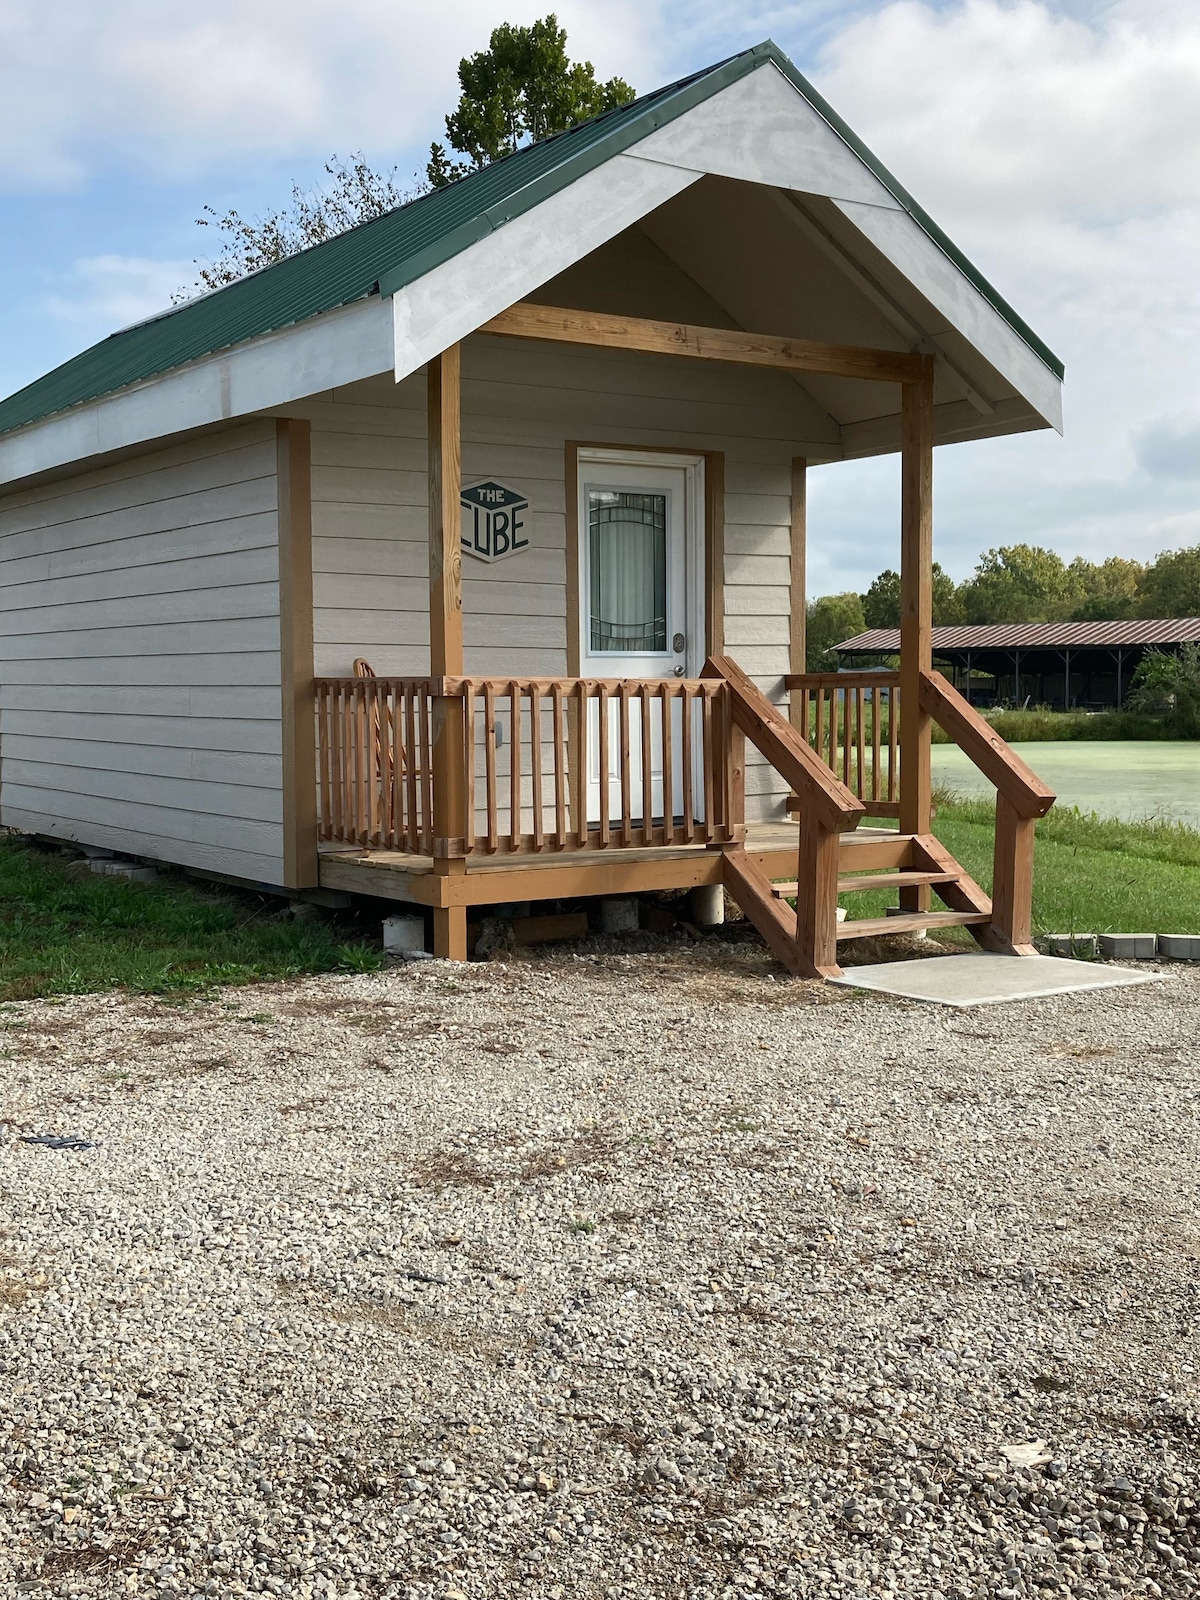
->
[0,940,1198,1599]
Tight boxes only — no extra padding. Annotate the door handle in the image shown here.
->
[673,665,685,677]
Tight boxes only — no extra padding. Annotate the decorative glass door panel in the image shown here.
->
[579,458,700,828]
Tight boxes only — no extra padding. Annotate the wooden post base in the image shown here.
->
[433,905,468,961]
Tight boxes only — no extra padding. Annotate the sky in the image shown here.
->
[0,0,1197,596]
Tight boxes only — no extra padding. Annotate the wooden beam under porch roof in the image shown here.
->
[480,303,926,386]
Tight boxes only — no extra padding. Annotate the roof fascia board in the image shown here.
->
[0,295,391,489]
[760,46,1063,382]
[833,199,1063,433]
[390,151,701,383]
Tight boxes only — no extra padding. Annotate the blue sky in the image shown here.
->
[1,0,1197,596]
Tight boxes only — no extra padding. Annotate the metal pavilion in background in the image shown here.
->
[835,619,1200,711]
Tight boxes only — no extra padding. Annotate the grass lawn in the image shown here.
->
[842,795,1200,938]
[0,836,384,1002]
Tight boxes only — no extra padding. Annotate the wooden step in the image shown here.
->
[835,869,960,894]
[837,911,992,941]
[769,868,959,898]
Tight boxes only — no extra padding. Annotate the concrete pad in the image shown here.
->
[830,952,1160,1008]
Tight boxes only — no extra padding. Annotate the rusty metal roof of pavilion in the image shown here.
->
[837,619,1200,653]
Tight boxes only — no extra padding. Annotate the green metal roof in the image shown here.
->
[0,41,1063,441]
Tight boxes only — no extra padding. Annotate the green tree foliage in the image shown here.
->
[861,563,962,629]
[1067,556,1144,621]
[806,592,866,671]
[182,17,633,295]
[427,15,635,187]
[1128,644,1200,735]
[1137,545,1200,619]
[181,155,412,297]
[957,544,1077,624]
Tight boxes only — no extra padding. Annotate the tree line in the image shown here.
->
[807,542,1200,671]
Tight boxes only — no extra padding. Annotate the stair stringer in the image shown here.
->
[721,846,842,980]
[909,833,1028,956]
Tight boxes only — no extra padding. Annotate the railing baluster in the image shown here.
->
[404,686,418,852]
[483,681,498,854]
[888,683,899,804]
[813,686,825,770]
[597,683,610,848]
[871,684,882,806]
[509,680,522,853]
[702,685,716,842]
[639,684,653,846]
[661,682,675,844]
[681,683,695,842]
[618,684,632,846]
[463,683,477,856]
[552,683,567,850]
[419,683,433,855]
[530,684,544,852]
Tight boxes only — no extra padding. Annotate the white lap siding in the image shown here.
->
[304,334,823,821]
[0,421,286,880]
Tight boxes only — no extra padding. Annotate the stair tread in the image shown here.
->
[769,869,959,898]
[836,869,960,893]
[837,911,992,940]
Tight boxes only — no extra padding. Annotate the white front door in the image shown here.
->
[578,453,704,827]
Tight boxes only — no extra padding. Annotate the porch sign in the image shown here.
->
[460,480,530,562]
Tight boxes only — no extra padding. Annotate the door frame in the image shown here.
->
[565,441,724,677]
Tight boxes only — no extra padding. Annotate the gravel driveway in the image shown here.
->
[2,940,1198,1600]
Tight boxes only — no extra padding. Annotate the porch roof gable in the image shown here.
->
[0,39,1062,449]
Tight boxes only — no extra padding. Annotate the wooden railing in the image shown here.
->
[315,676,435,853]
[786,670,900,816]
[453,676,741,855]
[314,674,741,858]
[919,670,1055,953]
[705,655,864,979]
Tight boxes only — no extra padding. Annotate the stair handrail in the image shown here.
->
[702,654,864,833]
[917,670,1055,819]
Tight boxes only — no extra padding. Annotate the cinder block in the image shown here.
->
[1158,933,1200,961]
[1097,933,1158,960]
[599,897,639,934]
[1044,933,1098,958]
[382,915,425,955]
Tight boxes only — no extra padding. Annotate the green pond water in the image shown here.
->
[930,741,1200,827]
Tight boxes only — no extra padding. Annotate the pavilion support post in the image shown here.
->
[899,358,934,912]
[427,345,468,960]
[789,457,807,732]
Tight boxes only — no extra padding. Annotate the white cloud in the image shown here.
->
[42,254,195,331]
[797,0,1200,583]
[0,0,664,190]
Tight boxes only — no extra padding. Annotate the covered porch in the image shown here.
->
[293,303,1056,975]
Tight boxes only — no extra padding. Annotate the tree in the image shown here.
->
[1067,556,1144,621]
[180,16,634,296]
[860,563,962,629]
[957,544,1076,625]
[1128,644,1200,735]
[806,592,866,672]
[428,15,635,187]
[180,155,413,297]
[1137,545,1200,619]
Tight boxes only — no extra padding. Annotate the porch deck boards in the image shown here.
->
[316,822,899,909]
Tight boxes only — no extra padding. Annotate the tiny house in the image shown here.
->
[0,42,1059,974]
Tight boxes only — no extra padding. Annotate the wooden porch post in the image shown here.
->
[277,418,318,889]
[899,358,934,911]
[428,346,468,960]
[789,457,807,730]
